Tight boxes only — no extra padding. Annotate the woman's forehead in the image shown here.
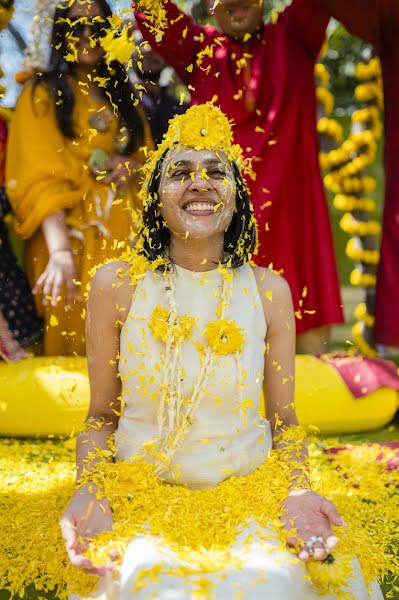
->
[67,0,103,18]
[163,147,232,170]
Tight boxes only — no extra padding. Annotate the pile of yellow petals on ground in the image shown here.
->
[0,433,398,599]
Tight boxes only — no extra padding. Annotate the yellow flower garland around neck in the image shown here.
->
[144,265,249,478]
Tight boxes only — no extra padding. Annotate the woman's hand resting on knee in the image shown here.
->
[60,483,116,576]
[282,489,342,561]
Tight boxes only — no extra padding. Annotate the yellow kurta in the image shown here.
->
[6,81,153,356]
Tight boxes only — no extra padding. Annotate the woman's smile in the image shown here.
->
[182,197,220,216]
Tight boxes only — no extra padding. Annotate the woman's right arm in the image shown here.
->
[60,261,132,575]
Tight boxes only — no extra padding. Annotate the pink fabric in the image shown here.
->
[326,442,399,471]
[135,0,343,334]
[322,353,399,398]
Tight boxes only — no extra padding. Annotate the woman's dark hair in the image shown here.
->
[32,0,143,154]
[140,153,258,269]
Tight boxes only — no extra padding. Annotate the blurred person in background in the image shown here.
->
[6,0,153,356]
[130,26,188,145]
[0,0,42,361]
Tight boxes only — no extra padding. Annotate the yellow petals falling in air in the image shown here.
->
[100,27,135,65]
[49,315,58,327]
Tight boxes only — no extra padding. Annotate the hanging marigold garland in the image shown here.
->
[316,55,383,357]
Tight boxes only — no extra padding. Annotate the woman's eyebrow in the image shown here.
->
[169,160,192,168]
[170,159,225,168]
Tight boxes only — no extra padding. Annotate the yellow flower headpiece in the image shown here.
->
[158,103,242,161]
[141,104,253,199]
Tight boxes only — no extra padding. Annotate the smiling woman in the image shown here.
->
[58,104,384,600]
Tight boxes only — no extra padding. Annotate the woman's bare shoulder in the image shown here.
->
[89,261,135,318]
[91,260,132,288]
[251,265,295,331]
[251,265,292,302]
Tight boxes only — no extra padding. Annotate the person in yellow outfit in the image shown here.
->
[6,0,153,356]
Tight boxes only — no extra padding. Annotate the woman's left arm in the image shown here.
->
[254,267,342,561]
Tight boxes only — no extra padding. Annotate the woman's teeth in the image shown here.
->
[184,203,216,212]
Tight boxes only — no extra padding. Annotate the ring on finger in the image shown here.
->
[305,535,328,556]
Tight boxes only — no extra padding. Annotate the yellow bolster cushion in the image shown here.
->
[0,355,397,438]
[294,355,398,434]
[0,357,89,437]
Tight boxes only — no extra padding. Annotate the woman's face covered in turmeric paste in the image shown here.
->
[158,147,236,241]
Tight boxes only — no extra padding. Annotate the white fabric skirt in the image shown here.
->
[72,523,383,600]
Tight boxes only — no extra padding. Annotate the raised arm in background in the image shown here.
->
[133,1,206,83]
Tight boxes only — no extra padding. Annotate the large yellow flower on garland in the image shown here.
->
[204,319,245,355]
[149,305,195,344]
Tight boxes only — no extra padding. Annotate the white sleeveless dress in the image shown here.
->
[85,264,383,600]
